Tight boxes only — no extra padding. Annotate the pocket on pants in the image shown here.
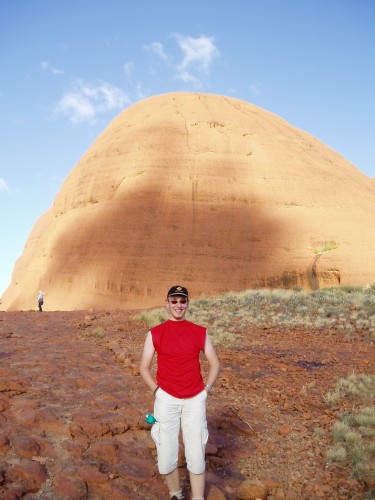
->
[202,423,209,447]
[151,421,161,446]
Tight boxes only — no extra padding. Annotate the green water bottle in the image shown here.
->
[146,413,157,424]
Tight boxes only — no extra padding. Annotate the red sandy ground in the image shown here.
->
[0,310,374,499]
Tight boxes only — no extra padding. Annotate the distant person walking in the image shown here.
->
[140,285,220,500]
[37,291,44,312]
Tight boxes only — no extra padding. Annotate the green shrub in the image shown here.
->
[332,421,350,442]
[138,309,168,329]
[313,244,337,254]
[313,427,325,436]
[92,327,104,338]
[326,444,347,463]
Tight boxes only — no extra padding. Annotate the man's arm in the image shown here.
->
[139,331,159,394]
[204,333,220,391]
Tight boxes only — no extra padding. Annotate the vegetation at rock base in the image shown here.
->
[325,374,375,499]
[138,284,375,347]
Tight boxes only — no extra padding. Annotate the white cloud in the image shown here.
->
[172,34,219,85]
[56,91,95,123]
[0,178,9,192]
[55,80,131,124]
[40,61,64,75]
[144,42,169,63]
[144,34,220,87]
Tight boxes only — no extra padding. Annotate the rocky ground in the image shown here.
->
[0,310,374,499]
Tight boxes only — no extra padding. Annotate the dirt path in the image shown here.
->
[0,310,373,499]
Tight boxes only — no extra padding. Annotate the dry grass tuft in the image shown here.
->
[325,374,375,493]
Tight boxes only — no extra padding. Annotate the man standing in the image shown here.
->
[37,291,44,312]
[140,285,220,500]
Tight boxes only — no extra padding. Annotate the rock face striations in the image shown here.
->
[2,92,375,310]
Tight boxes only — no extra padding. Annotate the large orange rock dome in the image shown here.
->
[2,92,375,310]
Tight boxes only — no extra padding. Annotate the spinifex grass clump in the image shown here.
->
[325,374,375,493]
[92,327,105,338]
[83,327,105,338]
[324,373,375,406]
[138,308,169,329]
[138,286,375,346]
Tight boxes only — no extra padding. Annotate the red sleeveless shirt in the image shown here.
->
[151,319,206,398]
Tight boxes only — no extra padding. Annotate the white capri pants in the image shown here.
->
[151,387,209,475]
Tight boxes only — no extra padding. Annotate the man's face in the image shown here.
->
[166,295,189,321]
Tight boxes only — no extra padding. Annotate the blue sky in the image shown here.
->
[1,0,374,296]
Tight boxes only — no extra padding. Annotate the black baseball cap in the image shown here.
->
[167,285,189,298]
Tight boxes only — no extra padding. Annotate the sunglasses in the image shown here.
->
[168,298,188,304]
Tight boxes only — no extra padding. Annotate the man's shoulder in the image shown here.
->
[150,320,168,334]
[184,320,206,333]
